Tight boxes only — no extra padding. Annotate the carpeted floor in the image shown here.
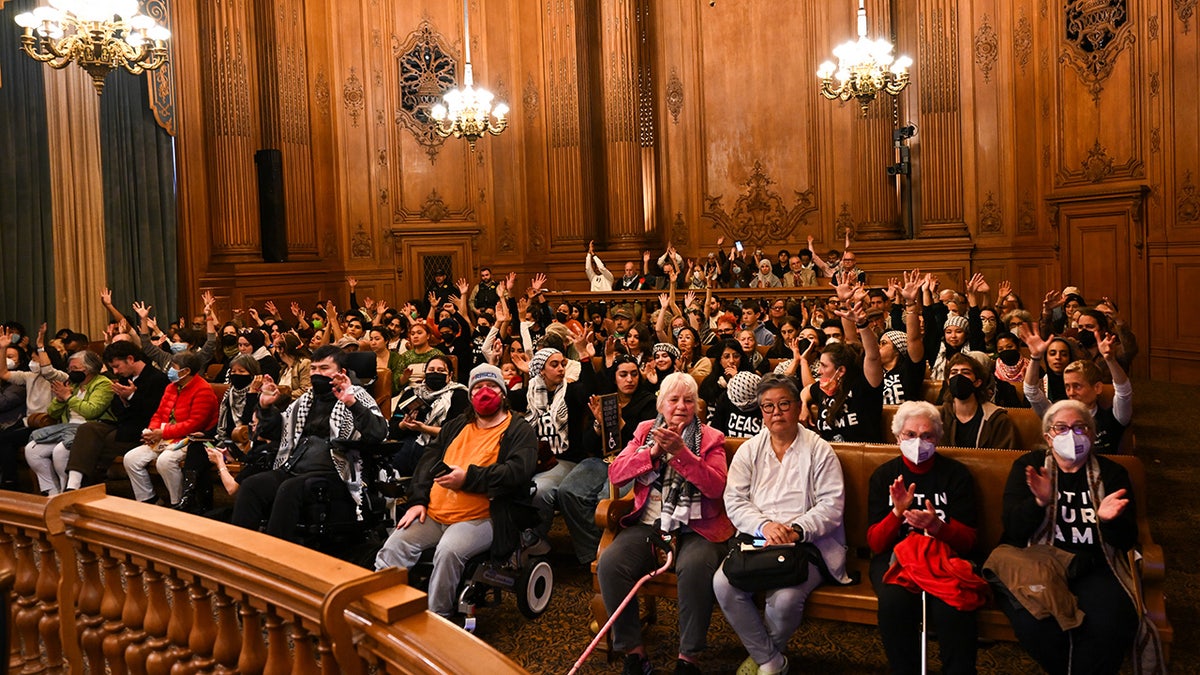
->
[470,378,1199,674]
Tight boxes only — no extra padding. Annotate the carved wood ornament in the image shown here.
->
[1179,171,1200,224]
[974,14,998,83]
[1059,0,1136,103]
[392,20,456,161]
[702,163,817,248]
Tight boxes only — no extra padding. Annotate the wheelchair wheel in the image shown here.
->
[515,559,553,619]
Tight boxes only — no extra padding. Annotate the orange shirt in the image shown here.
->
[429,414,511,524]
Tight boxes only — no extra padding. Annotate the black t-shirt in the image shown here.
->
[808,378,884,443]
[868,454,978,556]
[709,395,763,439]
[1052,468,1104,554]
[953,407,983,448]
[881,356,926,405]
[1093,406,1127,454]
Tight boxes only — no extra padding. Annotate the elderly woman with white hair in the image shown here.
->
[992,400,1153,675]
[866,401,980,675]
[24,350,114,495]
[597,372,734,675]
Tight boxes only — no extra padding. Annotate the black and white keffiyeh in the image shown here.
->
[636,413,703,532]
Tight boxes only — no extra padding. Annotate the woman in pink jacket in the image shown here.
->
[596,372,734,675]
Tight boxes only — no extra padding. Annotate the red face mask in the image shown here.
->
[472,387,504,416]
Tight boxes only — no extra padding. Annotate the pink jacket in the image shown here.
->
[608,419,735,543]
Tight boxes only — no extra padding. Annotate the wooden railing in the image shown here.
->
[0,486,529,675]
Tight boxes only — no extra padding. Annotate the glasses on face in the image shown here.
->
[772,304,786,311]
[1050,422,1089,436]
[759,399,796,414]
[899,431,938,443]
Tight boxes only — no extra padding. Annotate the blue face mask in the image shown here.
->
[167,367,180,382]
[169,342,188,353]
[9,333,19,344]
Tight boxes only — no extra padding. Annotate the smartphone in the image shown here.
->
[794,337,812,356]
[752,538,768,548]
[431,461,452,478]
[734,240,744,252]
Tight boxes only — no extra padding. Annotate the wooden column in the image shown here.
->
[42,66,108,337]
[543,0,590,247]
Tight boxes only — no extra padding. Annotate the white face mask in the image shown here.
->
[826,336,841,345]
[27,361,40,374]
[1051,431,1091,463]
[899,437,936,464]
[4,358,15,370]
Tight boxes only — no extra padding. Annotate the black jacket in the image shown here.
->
[110,365,170,443]
[407,412,538,560]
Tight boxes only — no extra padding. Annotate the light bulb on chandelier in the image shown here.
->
[817,0,911,115]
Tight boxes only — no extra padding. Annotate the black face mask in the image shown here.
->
[998,349,1022,367]
[440,331,455,343]
[424,372,448,390]
[947,374,976,401]
[310,374,334,397]
[555,312,569,324]
[220,334,238,347]
[229,373,253,389]
[68,370,86,384]
[1076,329,1097,349]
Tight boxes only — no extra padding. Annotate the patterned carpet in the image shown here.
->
[471,378,1198,674]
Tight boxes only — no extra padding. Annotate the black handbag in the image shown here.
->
[722,534,812,592]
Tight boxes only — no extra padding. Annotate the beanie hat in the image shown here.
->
[944,315,970,331]
[529,347,561,379]
[468,364,507,393]
[652,343,680,360]
[882,330,908,357]
[727,371,762,411]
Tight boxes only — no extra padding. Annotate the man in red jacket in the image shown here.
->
[122,352,218,505]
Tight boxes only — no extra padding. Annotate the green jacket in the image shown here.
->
[47,375,116,424]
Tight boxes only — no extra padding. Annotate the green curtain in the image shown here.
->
[99,69,178,328]
[0,0,56,333]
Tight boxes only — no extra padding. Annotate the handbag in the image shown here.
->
[722,533,812,592]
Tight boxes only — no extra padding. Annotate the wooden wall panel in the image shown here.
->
[162,0,1200,382]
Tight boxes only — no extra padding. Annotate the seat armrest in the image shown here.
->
[595,496,635,529]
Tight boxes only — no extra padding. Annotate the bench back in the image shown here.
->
[878,405,1045,450]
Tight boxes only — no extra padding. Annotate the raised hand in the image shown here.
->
[331,371,356,405]
[684,290,697,311]
[347,277,357,289]
[376,300,389,313]
[531,273,548,294]
[494,299,511,323]
[643,250,652,263]
[247,307,260,321]
[505,271,517,290]
[884,278,900,302]
[259,374,281,407]
[658,293,670,310]
[456,278,470,296]
[889,476,916,516]
[1098,333,1117,360]
[965,273,983,295]
[511,350,531,373]
[1097,488,1129,522]
[716,235,725,247]
[997,280,1012,301]
[100,288,113,306]
[1042,289,1064,311]
[290,301,303,318]
[903,499,944,535]
[427,291,438,308]
[834,300,866,327]
[588,240,595,254]
[900,269,922,304]
[516,296,530,316]
[587,395,603,422]
[264,300,278,316]
[1025,465,1054,506]
[132,301,151,319]
[833,273,855,302]
[1021,326,1048,360]
[201,290,215,310]
[641,360,659,384]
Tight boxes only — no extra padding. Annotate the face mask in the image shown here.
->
[818,374,839,397]
[311,318,324,330]
[9,334,19,344]
[731,265,742,275]
[998,349,1022,367]
[981,319,997,334]
[68,370,87,384]
[167,367,180,383]
[471,386,504,416]
[440,331,455,343]
[672,326,683,339]
[947,374,976,400]
[4,358,14,370]
[169,342,188,354]
[220,334,238,347]
[900,437,937,465]
[424,372,448,390]
[229,373,253,389]
[1076,329,1097,349]
[310,374,334,396]
[1051,430,1091,463]
[826,336,841,345]
[555,312,569,324]
[28,361,40,374]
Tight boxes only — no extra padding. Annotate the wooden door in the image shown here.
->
[1048,187,1149,354]
[390,226,480,304]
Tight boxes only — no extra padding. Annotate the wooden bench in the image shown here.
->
[590,440,1171,659]
[879,405,1045,450]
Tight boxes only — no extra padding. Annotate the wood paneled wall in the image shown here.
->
[170,0,1200,382]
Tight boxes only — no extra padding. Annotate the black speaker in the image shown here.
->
[254,148,288,263]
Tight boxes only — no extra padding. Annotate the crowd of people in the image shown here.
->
[0,239,1155,674]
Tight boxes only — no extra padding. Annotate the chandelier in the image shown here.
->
[817,0,912,115]
[429,0,509,150]
[13,0,170,95]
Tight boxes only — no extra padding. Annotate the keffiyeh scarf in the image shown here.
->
[636,413,703,532]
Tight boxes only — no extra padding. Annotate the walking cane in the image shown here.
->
[568,533,674,675]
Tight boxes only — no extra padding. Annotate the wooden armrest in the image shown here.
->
[1138,541,1165,585]
[595,496,635,529]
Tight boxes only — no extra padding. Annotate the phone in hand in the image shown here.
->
[734,240,744,252]
[794,338,812,356]
[431,461,452,478]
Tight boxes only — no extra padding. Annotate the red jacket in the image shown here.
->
[148,376,219,440]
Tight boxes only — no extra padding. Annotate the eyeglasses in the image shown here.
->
[759,400,796,414]
[899,431,938,443]
[1050,422,1089,436]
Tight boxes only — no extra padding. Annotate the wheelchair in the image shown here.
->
[405,508,555,632]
